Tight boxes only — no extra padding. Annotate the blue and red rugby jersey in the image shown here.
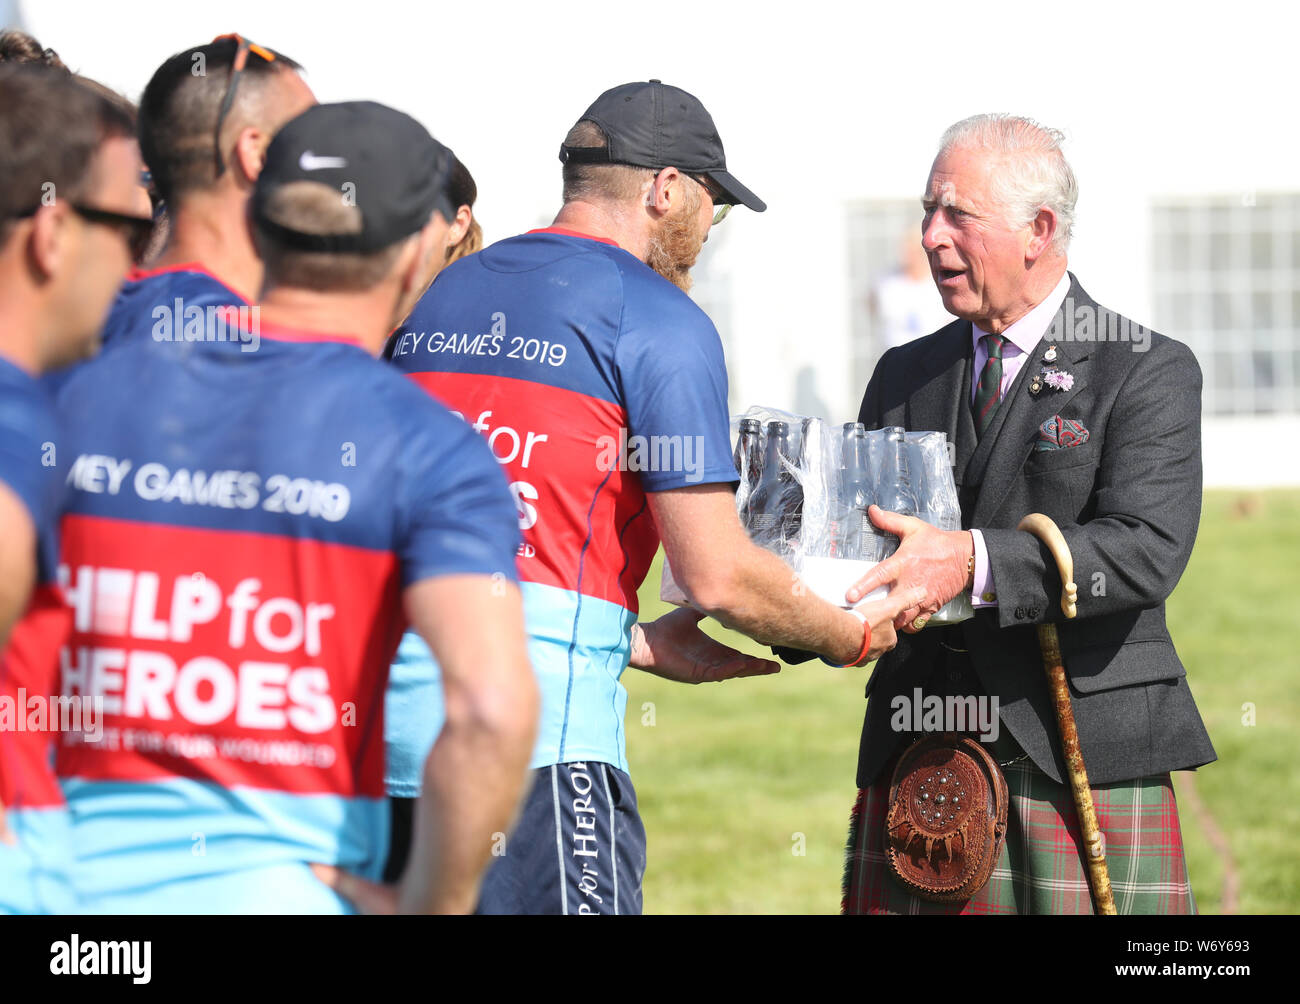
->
[101,262,251,351]
[0,356,76,914]
[47,309,520,913]
[5,264,248,912]
[385,228,736,785]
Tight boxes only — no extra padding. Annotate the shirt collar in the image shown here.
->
[126,261,252,305]
[211,306,365,348]
[526,227,621,249]
[971,271,1071,356]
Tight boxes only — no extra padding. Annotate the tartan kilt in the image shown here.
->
[842,758,1196,915]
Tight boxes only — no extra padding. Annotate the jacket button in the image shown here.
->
[1015,606,1025,619]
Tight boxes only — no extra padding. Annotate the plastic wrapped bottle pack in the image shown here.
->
[661,406,972,625]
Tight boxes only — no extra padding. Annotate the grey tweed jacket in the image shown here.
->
[854,273,1217,787]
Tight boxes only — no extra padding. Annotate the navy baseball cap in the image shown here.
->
[559,80,766,213]
[253,101,456,252]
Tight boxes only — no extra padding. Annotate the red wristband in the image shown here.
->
[835,609,873,668]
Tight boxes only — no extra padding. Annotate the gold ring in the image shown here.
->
[911,616,929,631]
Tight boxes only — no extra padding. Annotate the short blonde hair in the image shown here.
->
[561,120,655,204]
[255,181,407,292]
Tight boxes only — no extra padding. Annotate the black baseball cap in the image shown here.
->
[559,80,766,213]
[252,101,456,253]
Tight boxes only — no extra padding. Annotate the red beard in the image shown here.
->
[645,190,705,294]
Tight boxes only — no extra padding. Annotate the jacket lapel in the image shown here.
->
[906,321,975,486]
[970,273,1093,526]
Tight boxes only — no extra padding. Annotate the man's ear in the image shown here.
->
[446,205,472,250]
[28,203,68,282]
[646,166,681,218]
[232,126,269,187]
[1026,206,1058,262]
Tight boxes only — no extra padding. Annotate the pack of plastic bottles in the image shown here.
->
[661,406,972,625]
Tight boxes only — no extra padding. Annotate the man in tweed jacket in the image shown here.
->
[840,113,1216,914]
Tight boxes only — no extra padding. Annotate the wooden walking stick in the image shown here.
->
[1017,513,1117,916]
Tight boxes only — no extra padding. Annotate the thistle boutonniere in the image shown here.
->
[1029,347,1074,396]
[1043,369,1074,391]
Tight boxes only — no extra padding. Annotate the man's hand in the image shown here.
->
[852,582,929,661]
[310,862,477,915]
[846,506,973,633]
[649,485,911,666]
[310,864,400,915]
[630,608,780,684]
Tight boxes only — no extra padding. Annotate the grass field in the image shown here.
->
[624,488,1300,914]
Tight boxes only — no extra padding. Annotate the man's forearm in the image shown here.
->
[690,541,865,664]
[650,485,883,665]
[981,510,1197,627]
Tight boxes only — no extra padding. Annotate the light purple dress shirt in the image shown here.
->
[968,273,1071,608]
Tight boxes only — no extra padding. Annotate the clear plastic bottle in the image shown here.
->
[732,418,763,517]
[746,421,798,554]
[876,426,918,560]
[785,417,813,544]
[834,422,878,561]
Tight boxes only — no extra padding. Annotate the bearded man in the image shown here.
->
[382,80,924,913]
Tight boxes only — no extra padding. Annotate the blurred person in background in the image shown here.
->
[0,63,153,914]
[0,27,66,70]
[380,150,481,882]
[0,28,161,266]
[102,35,315,353]
[39,35,314,397]
[870,231,952,350]
[443,155,481,265]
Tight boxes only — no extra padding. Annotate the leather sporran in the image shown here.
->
[884,733,1009,903]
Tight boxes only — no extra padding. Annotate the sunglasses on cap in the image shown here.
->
[211,33,277,178]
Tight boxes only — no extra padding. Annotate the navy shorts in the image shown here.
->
[481,762,646,915]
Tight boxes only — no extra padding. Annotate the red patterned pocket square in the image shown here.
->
[1036,415,1089,451]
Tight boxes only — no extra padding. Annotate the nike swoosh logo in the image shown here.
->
[299,151,347,171]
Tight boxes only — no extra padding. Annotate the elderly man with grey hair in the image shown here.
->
[838,113,1215,914]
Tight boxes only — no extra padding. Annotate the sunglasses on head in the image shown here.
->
[211,33,277,178]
